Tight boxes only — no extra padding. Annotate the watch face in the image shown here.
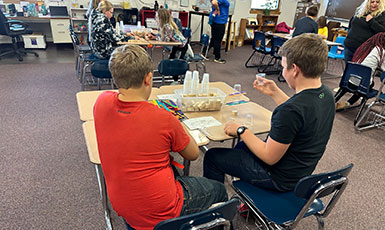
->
[237,126,245,136]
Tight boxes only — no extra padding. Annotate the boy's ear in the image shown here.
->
[144,72,153,86]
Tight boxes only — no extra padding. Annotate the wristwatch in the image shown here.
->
[236,126,247,137]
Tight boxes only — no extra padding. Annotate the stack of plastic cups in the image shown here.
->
[200,73,209,96]
[191,71,200,96]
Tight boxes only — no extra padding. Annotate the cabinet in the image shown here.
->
[238,15,279,46]
[141,10,189,28]
[70,8,88,45]
[50,18,72,43]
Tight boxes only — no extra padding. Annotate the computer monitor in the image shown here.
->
[50,6,68,17]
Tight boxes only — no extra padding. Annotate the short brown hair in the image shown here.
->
[278,33,328,78]
[306,5,319,17]
[109,45,153,89]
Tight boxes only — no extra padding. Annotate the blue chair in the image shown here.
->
[355,71,385,131]
[90,58,114,90]
[232,164,353,230]
[258,36,286,78]
[154,198,239,230]
[68,25,92,80]
[157,59,189,85]
[245,31,271,68]
[327,36,346,72]
[335,62,378,124]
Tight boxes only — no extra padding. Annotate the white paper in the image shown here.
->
[183,116,222,130]
[188,130,209,144]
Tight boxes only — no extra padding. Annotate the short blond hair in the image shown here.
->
[109,45,153,89]
[97,0,113,12]
[278,33,328,78]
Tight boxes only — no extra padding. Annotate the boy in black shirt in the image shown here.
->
[203,34,335,191]
[292,5,319,37]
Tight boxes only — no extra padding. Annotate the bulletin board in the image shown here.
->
[196,0,236,14]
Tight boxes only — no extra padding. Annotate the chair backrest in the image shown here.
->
[158,59,189,76]
[200,34,210,46]
[270,36,286,56]
[154,199,240,230]
[252,31,267,51]
[0,10,11,35]
[326,21,341,41]
[173,17,183,34]
[183,27,191,39]
[330,36,346,54]
[340,62,372,95]
[291,164,353,229]
[91,59,112,78]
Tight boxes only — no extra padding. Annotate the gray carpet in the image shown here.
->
[0,45,384,229]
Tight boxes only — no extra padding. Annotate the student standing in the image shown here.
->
[94,45,228,230]
[203,0,229,64]
[292,5,319,37]
[203,34,335,192]
[344,0,385,63]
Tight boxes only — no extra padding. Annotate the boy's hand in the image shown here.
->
[253,76,279,97]
[224,121,242,137]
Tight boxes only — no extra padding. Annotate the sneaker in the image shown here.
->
[336,101,350,110]
[214,58,226,64]
[199,53,209,60]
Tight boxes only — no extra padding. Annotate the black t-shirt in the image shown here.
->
[267,84,335,190]
[292,16,318,37]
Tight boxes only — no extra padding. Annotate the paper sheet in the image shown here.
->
[183,116,222,130]
[188,130,209,144]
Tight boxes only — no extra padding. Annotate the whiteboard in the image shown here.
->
[196,0,236,14]
[251,0,279,10]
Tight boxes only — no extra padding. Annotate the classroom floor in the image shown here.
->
[1,43,384,229]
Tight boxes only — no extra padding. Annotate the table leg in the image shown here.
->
[95,164,113,230]
[225,15,232,53]
[200,15,204,39]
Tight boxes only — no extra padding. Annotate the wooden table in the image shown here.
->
[159,82,250,103]
[270,32,342,46]
[118,40,182,46]
[76,88,161,121]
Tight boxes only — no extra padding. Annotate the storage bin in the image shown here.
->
[22,33,46,49]
[174,88,227,112]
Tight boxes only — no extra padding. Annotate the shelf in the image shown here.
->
[71,18,87,21]
[71,8,87,11]
[74,31,88,34]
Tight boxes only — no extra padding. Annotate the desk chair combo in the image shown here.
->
[335,62,379,124]
[245,31,270,69]
[232,164,353,230]
[327,36,346,73]
[68,25,92,81]
[355,70,385,131]
[258,36,286,81]
[0,11,39,62]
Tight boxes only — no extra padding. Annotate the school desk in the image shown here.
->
[270,32,342,46]
[76,88,161,122]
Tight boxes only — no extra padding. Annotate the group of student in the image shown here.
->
[86,0,230,64]
[293,0,385,109]
[86,0,385,230]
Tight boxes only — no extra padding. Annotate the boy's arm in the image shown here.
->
[254,77,290,105]
[178,133,199,161]
[224,122,290,165]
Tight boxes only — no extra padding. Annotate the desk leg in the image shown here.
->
[183,159,191,176]
[95,164,113,230]
[200,15,205,39]
[225,15,232,53]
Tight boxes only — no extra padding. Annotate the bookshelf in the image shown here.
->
[238,15,279,46]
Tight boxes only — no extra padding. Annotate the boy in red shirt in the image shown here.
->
[93,45,227,230]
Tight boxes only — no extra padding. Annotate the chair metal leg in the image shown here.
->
[334,88,347,103]
[354,98,367,125]
[315,214,324,230]
[98,78,101,90]
[82,62,91,91]
[355,101,376,131]
[95,164,113,230]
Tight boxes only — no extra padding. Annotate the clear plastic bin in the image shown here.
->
[175,88,227,112]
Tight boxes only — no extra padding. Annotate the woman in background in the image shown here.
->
[86,0,101,42]
[157,8,188,59]
[344,0,385,63]
[90,1,134,59]
[317,16,328,40]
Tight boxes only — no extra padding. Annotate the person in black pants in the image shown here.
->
[202,0,229,64]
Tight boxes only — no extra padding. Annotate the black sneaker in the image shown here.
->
[214,59,226,64]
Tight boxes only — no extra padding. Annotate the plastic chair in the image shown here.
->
[0,10,39,61]
[355,71,385,131]
[335,62,378,124]
[245,31,271,68]
[157,59,189,85]
[232,164,353,230]
[184,32,208,73]
[153,198,240,230]
[327,36,346,72]
[258,36,286,78]
[68,25,92,80]
[90,58,114,90]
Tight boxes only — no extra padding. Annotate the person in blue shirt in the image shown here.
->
[201,0,229,64]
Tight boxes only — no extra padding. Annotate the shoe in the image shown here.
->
[199,53,208,60]
[336,101,350,110]
[214,58,226,64]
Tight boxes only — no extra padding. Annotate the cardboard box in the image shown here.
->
[22,33,46,49]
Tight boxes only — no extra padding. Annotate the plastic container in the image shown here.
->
[174,88,226,112]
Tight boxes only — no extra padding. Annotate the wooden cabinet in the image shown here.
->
[50,18,71,43]
[238,15,279,46]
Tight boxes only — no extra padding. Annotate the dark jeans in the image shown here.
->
[209,23,226,60]
[203,141,286,192]
[169,44,188,59]
[177,176,228,215]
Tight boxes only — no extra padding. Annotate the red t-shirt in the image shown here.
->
[93,91,190,230]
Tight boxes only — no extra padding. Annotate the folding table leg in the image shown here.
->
[95,164,113,230]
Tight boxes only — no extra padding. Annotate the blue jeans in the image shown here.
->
[203,141,286,192]
[177,176,228,215]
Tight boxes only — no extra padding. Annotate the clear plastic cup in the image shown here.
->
[246,113,253,127]
[256,73,266,85]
